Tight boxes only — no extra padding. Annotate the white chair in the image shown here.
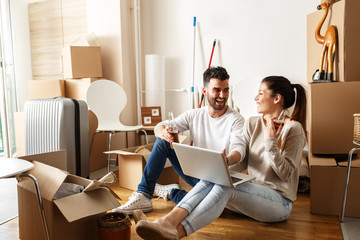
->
[86,80,148,172]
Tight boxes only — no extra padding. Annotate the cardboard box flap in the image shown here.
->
[53,189,120,222]
[105,150,143,156]
[105,144,153,160]
[69,32,100,47]
[18,161,67,200]
[19,150,67,171]
[66,174,92,187]
[308,154,337,167]
[105,143,154,155]
[338,158,360,167]
[108,143,175,167]
[86,32,100,46]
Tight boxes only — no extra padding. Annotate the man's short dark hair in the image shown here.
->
[203,66,230,87]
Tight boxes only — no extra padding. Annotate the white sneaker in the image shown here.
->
[112,192,152,215]
[153,183,180,201]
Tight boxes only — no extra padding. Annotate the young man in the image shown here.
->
[113,66,246,215]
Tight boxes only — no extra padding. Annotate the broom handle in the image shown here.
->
[190,17,197,109]
[198,39,217,108]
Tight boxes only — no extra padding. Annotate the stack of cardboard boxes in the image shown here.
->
[17,37,108,173]
[15,38,126,239]
[307,0,360,217]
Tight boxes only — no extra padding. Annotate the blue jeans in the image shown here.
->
[177,180,293,236]
[137,138,199,203]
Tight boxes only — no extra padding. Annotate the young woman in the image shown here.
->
[134,76,307,240]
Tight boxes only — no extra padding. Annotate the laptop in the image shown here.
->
[172,142,255,188]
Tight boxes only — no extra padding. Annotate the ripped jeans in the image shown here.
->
[177,180,293,236]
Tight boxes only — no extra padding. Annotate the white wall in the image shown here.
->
[142,0,315,119]
[87,0,140,127]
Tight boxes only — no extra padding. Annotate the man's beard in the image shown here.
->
[208,97,227,110]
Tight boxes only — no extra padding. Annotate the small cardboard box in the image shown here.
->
[308,81,360,154]
[17,151,120,240]
[309,153,360,217]
[108,143,179,191]
[28,80,65,100]
[64,78,98,101]
[28,78,99,101]
[63,46,102,79]
[307,0,360,82]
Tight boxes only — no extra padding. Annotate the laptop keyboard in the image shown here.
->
[231,176,243,183]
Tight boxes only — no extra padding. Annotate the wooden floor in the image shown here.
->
[0,180,343,240]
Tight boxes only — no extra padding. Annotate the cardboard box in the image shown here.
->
[20,150,68,171]
[17,151,120,240]
[63,46,102,79]
[308,81,360,154]
[65,78,98,101]
[88,110,108,172]
[108,144,179,191]
[28,80,65,99]
[28,78,100,101]
[307,0,360,82]
[309,153,360,217]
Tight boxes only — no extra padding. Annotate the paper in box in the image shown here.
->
[309,154,360,217]
[17,151,120,240]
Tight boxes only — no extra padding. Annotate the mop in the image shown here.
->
[190,16,197,109]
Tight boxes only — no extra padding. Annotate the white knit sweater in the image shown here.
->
[241,116,306,201]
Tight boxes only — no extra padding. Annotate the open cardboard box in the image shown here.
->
[309,153,360,217]
[106,136,187,191]
[18,151,120,240]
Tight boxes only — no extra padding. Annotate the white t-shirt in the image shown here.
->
[155,106,246,160]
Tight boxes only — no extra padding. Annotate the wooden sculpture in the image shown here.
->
[312,2,337,82]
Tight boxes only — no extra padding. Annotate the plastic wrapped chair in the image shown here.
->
[86,80,148,172]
